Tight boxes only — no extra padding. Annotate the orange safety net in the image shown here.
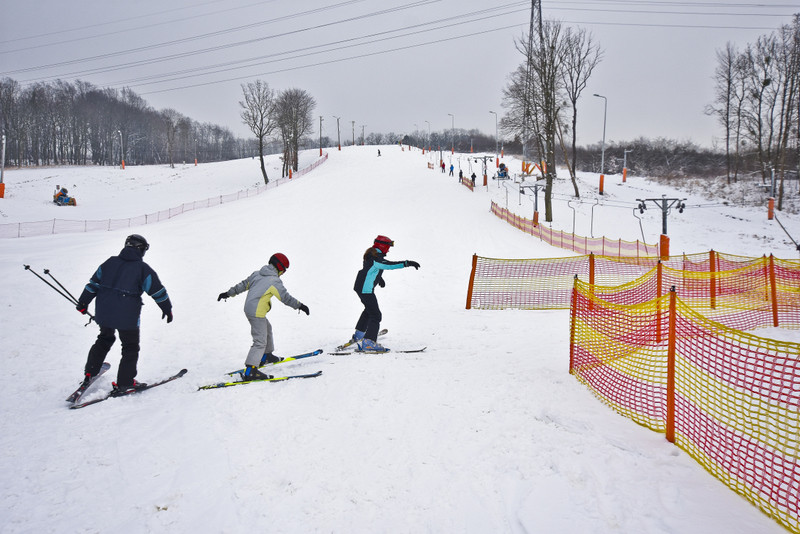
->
[570,280,800,533]
[468,253,800,330]
[490,201,660,257]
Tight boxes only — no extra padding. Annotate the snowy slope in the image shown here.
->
[0,146,795,533]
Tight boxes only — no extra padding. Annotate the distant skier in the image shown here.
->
[349,235,420,353]
[449,164,454,176]
[76,234,173,394]
[471,172,476,186]
[458,169,463,182]
[378,149,381,157]
[217,253,309,380]
[440,161,446,173]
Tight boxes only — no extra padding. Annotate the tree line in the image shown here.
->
[0,78,253,168]
[707,14,800,210]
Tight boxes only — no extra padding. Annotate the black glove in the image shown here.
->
[298,303,310,315]
[162,310,173,323]
[217,292,229,301]
[405,260,420,270]
[76,303,88,315]
[377,278,386,288]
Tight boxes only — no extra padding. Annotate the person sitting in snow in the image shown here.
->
[349,235,420,353]
[217,253,309,380]
[76,234,173,394]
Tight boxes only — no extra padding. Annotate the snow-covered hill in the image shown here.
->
[0,146,795,533]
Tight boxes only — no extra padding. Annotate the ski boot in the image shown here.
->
[242,366,273,381]
[259,353,283,366]
[357,338,390,353]
[111,380,148,396]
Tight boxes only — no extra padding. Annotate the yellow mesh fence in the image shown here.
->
[468,253,800,330]
[570,279,800,533]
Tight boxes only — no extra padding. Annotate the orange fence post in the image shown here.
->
[0,183,5,198]
[768,197,775,220]
[289,168,293,179]
[709,249,717,309]
[465,254,478,309]
[533,211,539,227]
[599,174,605,195]
[623,167,627,183]
[666,287,677,444]
[769,254,779,327]
[588,253,595,310]
[569,275,578,374]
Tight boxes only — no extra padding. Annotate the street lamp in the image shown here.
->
[118,130,124,169]
[333,116,341,150]
[489,111,498,168]
[623,148,633,182]
[447,113,454,154]
[361,124,366,146]
[194,138,198,166]
[593,94,607,176]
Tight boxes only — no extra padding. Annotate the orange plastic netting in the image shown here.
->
[570,280,800,533]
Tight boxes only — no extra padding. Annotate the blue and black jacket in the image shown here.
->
[78,247,172,329]
[354,247,409,294]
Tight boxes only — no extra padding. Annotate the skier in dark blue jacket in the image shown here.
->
[351,235,419,352]
[76,234,173,394]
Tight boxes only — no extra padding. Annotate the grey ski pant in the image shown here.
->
[245,314,274,366]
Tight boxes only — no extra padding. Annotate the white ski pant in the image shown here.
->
[245,314,274,366]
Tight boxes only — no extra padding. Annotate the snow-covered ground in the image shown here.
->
[0,146,797,533]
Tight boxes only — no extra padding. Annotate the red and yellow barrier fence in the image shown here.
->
[467,252,800,331]
[570,279,800,533]
[490,201,659,257]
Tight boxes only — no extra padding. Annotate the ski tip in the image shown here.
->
[178,369,189,376]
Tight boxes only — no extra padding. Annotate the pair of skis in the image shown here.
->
[201,348,325,390]
[68,367,188,409]
[329,329,426,355]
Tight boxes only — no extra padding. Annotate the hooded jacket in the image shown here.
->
[226,264,301,318]
[354,247,408,294]
[78,246,171,329]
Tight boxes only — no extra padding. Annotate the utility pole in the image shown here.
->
[351,121,355,146]
[333,116,341,150]
[636,195,686,259]
[361,125,366,146]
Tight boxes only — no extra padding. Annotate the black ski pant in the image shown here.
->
[85,326,140,387]
[355,293,382,341]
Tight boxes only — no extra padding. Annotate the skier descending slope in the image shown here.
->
[217,253,310,380]
[76,234,173,395]
[350,235,420,352]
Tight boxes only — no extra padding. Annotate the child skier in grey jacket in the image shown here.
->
[217,253,309,380]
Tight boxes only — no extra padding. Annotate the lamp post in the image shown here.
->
[425,120,430,152]
[194,138,198,166]
[118,130,124,169]
[361,125,366,146]
[489,110,498,168]
[447,113,454,154]
[592,94,607,177]
[317,116,322,156]
[333,116,341,151]
[0,133,6,198]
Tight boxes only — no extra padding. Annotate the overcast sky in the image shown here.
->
[2,0,799,149]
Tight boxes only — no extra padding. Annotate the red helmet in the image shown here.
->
[373,235,394,254]
[269,253,289,273]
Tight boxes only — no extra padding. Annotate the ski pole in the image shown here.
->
[44,268,80,305]
[23,265,95,325]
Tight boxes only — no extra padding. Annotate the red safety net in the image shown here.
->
[570,280,800,533]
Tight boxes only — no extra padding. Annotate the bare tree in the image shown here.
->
[239,80,276,184]
[274,88,316,177]
[561,26,602,195]
[505,19,570,222]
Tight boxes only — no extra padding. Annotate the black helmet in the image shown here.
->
[125,234,150,253]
